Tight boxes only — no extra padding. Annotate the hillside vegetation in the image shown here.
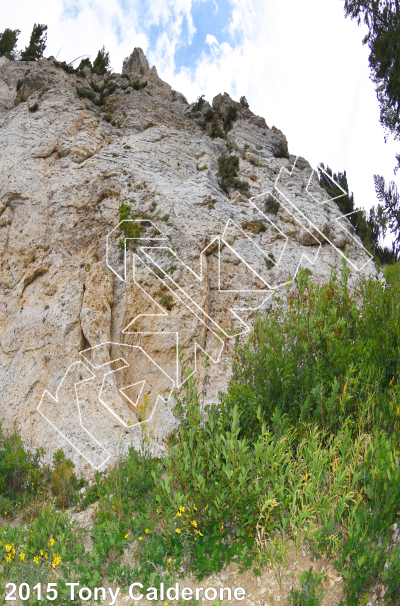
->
[1,262,399,605]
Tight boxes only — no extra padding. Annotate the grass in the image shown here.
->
[1,261,399,604]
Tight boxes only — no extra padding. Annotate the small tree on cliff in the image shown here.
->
[0,28,20,60]
[92,46,110,75]
[21,23,47,61]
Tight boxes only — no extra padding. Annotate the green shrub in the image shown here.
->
[0,423,48,507]
[191,94,205,112]
[240,95,249,109]
[220,261,400,441]
[289,568,325,606]
[132,78,147,90]
[103,113,112,122]
[16,78,23,91]
[160,294,173,309]
[50,450,82,509]
[223,104,238,131]
[217,155,249,194]
[265,253,275,269]
[28,102,39,112]
[210,120,225,139]
[118,202,141,244]
[21,23,47,61]
[265,193,280,214]
[77,57,92,71]
[53,59,76,75]
[76,87,96,101]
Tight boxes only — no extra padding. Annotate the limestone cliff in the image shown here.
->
[0,49,374,473]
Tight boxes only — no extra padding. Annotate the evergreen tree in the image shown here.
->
[344,1,400,140]
[344,3,400,259]
[21,24,47,61]
[0,28,20,60]
[374,175,400,256]
[319,164,397,264]
[92,46,110,75]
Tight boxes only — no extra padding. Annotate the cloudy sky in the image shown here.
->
[3,0,399,236]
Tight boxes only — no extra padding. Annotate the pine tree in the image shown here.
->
[0,28,20,60]
[344,1,400,140]
[319,164,397,264]
[374,175,400,256]
[21,24,47,61]
[92,46,110,76]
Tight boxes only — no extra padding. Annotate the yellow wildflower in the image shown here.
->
[40,550,44,556]
[125,533,129,539]
[20,553,25,562]
[175,528,181,534]
[145,529,149,534]
[50,538,55,546]
[34,556,39,564]
[176,512,182,517]
[193,504,197,511]
[179,506,185,513]
[199,531,203,536]
[139,536,143,541]
[5,544,12,553]
[127,420,132,426]
[168,557,172,563]
[190,520,197,528]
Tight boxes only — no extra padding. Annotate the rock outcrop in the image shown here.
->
[0,50,374,474]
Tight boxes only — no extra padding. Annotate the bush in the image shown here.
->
[265,192,280,214]
[50,450,82,509]
[28,102,39,112]
[21,23,47,61]
[218,155,249,194]
[210,120,225,139]
[0,423,48,507]
[289,568,325,606]
[160,294,173,310]
[76,87,96,101]
[0,28,20,60]
[132,78,147,90]
[220,261,400,441]
[223,104,238,131]
[77,57,92,71]
[191,94,205,112]
[240,95,249,109]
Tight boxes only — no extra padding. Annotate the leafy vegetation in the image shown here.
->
[20,24,47,62]
[240,95,249,109]
[1,262,400,603]
[223,104,238,131]
[218,154,250,194]
[0,28,20,60]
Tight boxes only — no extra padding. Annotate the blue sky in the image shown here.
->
[2,0,399,240]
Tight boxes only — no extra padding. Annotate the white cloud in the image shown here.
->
[205,33,218,46]
[163,0,399,219]
[2,0,399,224]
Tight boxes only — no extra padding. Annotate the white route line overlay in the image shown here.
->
[38,157,372,468]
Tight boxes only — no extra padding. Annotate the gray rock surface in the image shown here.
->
[0,50,374,474]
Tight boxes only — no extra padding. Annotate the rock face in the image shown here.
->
[0,50,374,474]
